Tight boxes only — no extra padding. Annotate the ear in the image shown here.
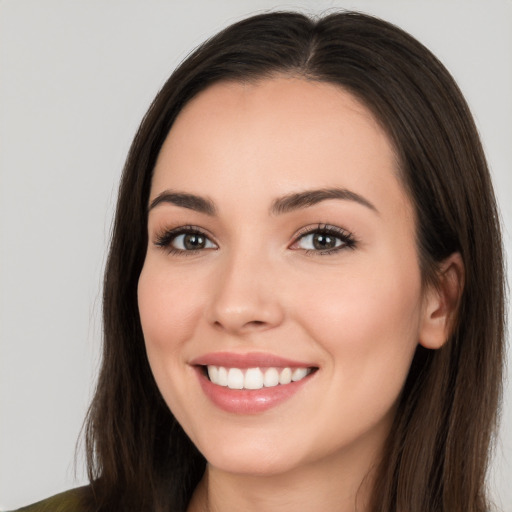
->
[419,252,465,350]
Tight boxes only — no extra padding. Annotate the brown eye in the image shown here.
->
[170,232,216,251]
[180,233,207,250]
[296,232,344,251]
[291,225,356,254]
[311,233,338,250]
[155,227,218,253]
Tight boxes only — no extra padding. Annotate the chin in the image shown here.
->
[206,450,303,477]
[192,428,308,477]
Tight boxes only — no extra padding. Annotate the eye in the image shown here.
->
[172,232,216,251]
[297,232,342,251]
[154,226,217,254]
[291,224,356,254]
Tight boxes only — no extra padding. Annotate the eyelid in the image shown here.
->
[289,223,356,254]
[153,225,218,254]
[152,223,356,256]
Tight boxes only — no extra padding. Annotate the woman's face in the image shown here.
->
[138,77,431,477]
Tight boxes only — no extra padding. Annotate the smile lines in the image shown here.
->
[206,366,313,390]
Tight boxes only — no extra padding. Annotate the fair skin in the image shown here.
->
[138,77,461,511]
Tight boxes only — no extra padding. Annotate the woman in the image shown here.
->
[16,10,505,512]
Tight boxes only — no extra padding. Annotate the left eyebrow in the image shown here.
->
[270,188,379,215]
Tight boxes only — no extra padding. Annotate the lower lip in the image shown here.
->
[195,368,315,414]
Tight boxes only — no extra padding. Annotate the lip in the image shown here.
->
[190,352,318,414]
[190,351,314,369]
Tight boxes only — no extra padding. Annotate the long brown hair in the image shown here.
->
[83,11,505,511]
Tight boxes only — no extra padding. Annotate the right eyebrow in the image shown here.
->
[148,191,217,216]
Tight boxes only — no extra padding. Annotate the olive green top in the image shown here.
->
[9,486,92,512]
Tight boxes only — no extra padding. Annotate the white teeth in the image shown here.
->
[292,367,308,381]
[206,365,312,389]
[244,368,264,389]
[279,367,292,385]
[227,368,244,389]
[217,366,228,386]
[207,365,218,383]
[263,367,279,387]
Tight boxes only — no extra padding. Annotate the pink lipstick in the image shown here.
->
[191,352,317,414]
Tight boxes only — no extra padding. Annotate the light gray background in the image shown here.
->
[1,0,511,509]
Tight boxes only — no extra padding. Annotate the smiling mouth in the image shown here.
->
[201,365,317,390]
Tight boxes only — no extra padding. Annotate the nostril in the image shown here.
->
[242,320,268,330]
[212,318,272,334]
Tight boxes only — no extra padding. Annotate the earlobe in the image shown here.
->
[419,252,465,350]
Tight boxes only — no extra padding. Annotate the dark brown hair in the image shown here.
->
[83,11,505,512]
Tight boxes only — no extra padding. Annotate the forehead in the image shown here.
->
[162,77,390,163]
[151,77,411,223]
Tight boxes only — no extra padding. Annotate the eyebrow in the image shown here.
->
[270,188,379,215]
[149,191,216,215]
[148,187,378,216]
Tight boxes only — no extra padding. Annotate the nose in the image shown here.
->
[207,249,285,335]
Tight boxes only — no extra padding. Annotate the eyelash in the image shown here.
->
[154,225,215,256]
[292,224,357,255]
[153,223,356,256]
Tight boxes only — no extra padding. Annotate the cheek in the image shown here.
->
[137,259,214,426]
[293,258,423,390]
[288,264,423,449]
[137,260,208,390]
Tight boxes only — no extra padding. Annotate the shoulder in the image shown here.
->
[8,486,93,512]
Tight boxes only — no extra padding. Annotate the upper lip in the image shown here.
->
[190,351,316,369]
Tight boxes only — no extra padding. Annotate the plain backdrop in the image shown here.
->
[1,0,511,509]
